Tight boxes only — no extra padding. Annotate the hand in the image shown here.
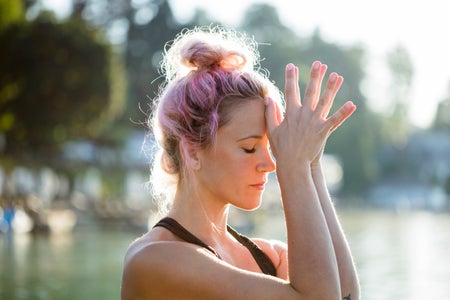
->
[265,61,356,168]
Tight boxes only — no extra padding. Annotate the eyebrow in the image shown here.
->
[236,135,263,142]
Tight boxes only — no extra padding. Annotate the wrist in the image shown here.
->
[276,160,312,181]
[310,161,323,173]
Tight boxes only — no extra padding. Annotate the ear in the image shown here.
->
[179,139,201,170]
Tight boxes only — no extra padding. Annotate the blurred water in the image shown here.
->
[253,209,450,300]
[1,210,449,300]
[342,210,450,300]
[0,225,134,300]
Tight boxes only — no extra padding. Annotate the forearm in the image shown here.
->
[311,163,360,300]
[265,60,358,298]
[277,162,341,298]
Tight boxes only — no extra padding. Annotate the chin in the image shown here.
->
[236,198,262,211]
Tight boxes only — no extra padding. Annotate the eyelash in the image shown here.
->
[243,148,256,154]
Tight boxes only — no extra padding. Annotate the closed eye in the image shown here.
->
[242,148,256,154]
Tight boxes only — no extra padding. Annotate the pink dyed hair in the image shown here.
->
[148,26,283,208]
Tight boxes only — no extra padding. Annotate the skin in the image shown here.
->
[121,61,360,300]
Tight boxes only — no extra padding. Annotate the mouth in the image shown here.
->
[250,182,266,190]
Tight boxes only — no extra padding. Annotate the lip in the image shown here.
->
[250,182,266,190]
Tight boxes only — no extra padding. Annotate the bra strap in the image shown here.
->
[153,217,221,259]
[227,225,277,276]
[154,217,276,276]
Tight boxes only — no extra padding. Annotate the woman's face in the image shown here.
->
[195,98,276,210]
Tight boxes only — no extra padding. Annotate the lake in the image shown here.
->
[1,209,449,300]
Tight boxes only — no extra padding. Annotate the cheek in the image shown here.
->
[201,147,256,179]
[208,156,251,184]
[226,157,257,181]
[215,158,244,178]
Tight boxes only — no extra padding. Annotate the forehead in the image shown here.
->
[218,99,266,138]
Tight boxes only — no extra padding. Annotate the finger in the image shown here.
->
[293,64,300,104]
[275,97,283,124]
[284,63,301,117]
[303,61,327,110]
[316,73,344,119]
[324,101,356,133]
[264,97,281,134]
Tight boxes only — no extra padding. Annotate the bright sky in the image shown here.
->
[43,0,450,128]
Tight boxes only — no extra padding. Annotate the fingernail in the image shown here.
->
[329,72,337,82]
[346,101,356,109]
[286,63,294,71]
[313,61,320,70]
[264,97,270,106]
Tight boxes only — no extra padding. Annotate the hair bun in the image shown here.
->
[162,26,258,82]
[180,41,246,71]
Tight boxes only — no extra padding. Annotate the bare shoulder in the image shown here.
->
[122,227,175,262]
[121,232,297,300]
[121,236,215,300]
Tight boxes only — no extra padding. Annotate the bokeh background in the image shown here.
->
[1,1,449,299]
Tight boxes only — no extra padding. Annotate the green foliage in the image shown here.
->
[379,45,414,146]
[433,84,450,130]
[239,4,309,89]
[387,45,414,95]
[445,176,450,195]
[124,0,182,125]
[0,12,125,164]
[0,0,24,29]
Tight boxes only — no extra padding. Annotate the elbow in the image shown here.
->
[291,284,341,300]
[342,270,361,300]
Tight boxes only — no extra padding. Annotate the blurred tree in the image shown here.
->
[433,82,450,130]
[387,45,414,102]
[0,12,125,166]
[185,8,217,27]
[69,0,184,127]
[383,45,414,145]
[124,0,182,125]
[445,176,450,197]
[0,0,24,29]
[239,3,307,87]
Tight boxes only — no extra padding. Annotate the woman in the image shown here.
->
[121,26,360,299]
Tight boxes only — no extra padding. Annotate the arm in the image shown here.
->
[309,73,360,300]
[265,61,357,299]
[277,161,341,298]
[311,162,360,299]
[121,241,302,300]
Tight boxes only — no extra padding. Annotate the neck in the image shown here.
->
[168,183,230,240]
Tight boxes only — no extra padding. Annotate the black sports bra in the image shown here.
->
[153,217,277,277]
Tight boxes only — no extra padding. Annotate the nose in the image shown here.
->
[257,147,276,173]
